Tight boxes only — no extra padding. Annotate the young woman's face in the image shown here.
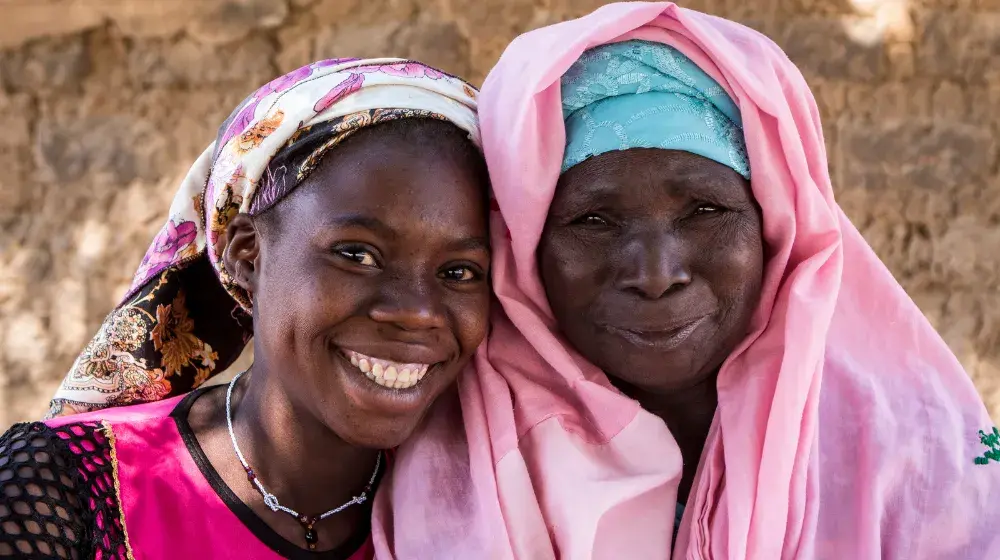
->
[228,121,490,449]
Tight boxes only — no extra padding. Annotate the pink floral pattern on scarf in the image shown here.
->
[131,220,197,291]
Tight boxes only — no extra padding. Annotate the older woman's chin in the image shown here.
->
[581,322,736,392]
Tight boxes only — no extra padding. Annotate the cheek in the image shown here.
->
[700,216,764,314]
[253,254,298,339]
[257,254,360,338]
[450,291,490,353]
[539,233,609,308]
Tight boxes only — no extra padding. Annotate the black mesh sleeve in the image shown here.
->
[0,421,126,559]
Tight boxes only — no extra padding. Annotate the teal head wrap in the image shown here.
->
[560,40,750,178]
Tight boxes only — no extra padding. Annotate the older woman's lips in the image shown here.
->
[602,316,708,350]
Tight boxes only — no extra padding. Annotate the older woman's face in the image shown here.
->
[229,121,490,449]
[539,148,763,393]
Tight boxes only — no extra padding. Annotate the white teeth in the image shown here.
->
[343,350,432,390]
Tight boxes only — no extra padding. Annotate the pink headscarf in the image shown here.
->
[373,3,1000,558]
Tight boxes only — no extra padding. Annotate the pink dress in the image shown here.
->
[0,385,377,559]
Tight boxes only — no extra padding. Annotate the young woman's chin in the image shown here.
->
[315,349,453,449]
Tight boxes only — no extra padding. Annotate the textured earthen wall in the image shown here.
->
[1,0,998,424]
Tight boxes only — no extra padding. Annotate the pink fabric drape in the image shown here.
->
[373,3,1000,558]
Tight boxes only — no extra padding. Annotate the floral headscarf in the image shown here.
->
[49,58,481,418]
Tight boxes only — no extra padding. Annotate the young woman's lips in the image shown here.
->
[341,349,432,390]
[601,316,708,351]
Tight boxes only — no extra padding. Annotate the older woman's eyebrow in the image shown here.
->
[657,172,751,202]
[561,169,747,201]
[555,175,623,202]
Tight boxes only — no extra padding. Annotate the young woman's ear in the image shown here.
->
[223,214,261,294]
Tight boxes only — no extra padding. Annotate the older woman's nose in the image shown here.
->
[615,230,692,299]
[369,277,449,331]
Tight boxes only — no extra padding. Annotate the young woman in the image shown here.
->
[1,58,490,559]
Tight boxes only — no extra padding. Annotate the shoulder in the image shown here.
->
[1,421,109,488]
[1,420,86,462]
[0,419,113,494]
[1,422,91,558]
[1,420,129,559]
[44,392,189,430]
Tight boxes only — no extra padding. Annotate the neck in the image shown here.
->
[611,373,718,503]
[230,362,380,517]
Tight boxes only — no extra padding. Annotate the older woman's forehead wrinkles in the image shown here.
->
[620,154,749,204]
[567,148,742,191]
[571,174,624,199]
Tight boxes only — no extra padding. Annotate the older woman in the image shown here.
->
[1,58,490,559]
[377,3,1000,559]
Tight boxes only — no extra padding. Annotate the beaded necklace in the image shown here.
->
[226,370,382,550]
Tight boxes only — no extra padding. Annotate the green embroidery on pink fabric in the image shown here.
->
[974,427,1000,465]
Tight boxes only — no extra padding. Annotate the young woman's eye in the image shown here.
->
[572,213,610,226]
[337,247,378,267]
[440,266,481,282]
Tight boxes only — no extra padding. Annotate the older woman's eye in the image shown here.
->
[440,265,481,283]
[573,213,610,226]
[694,204,724,215]
[337,247,379,267]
